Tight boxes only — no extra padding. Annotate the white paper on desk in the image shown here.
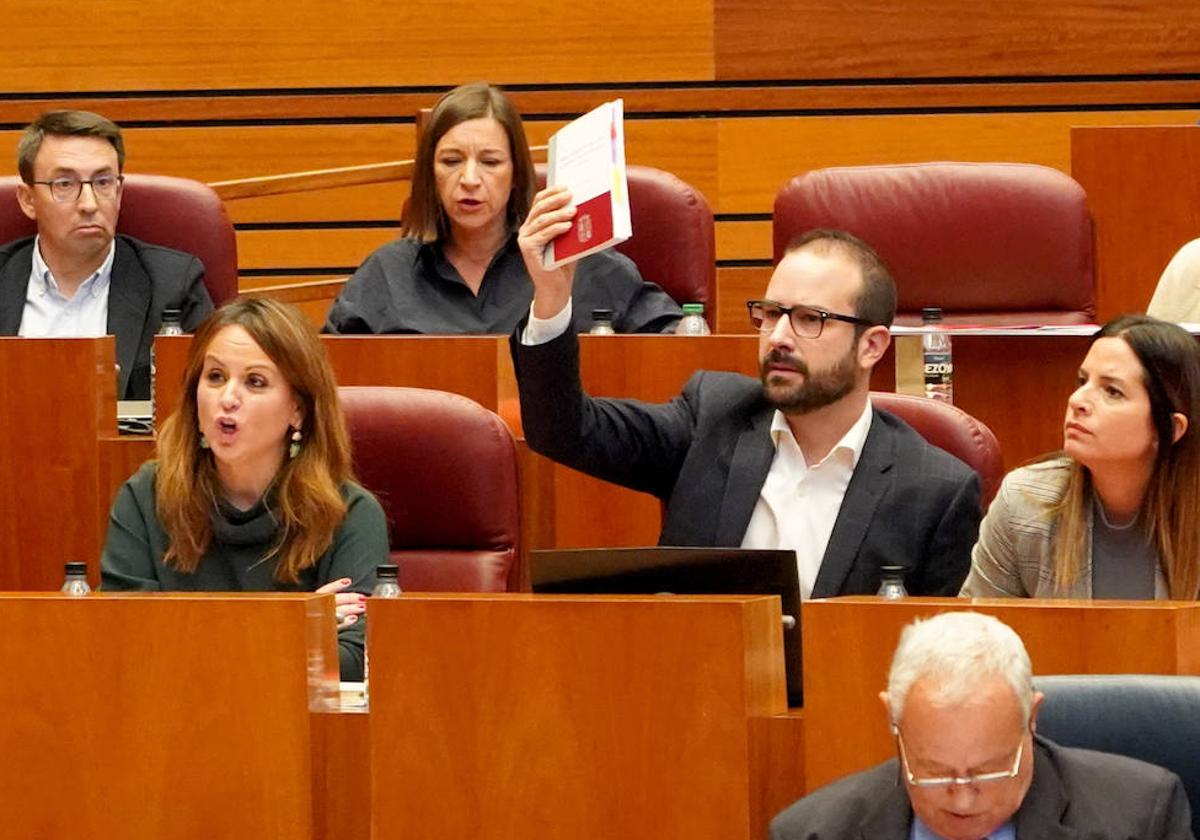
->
[542,99,631,269]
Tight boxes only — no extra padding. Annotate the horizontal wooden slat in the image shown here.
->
[236,229,398,270]
[717,110,1200,213]
[715,0,1200,80]
[6,111,1194,224]
[237,220,764,271]
[241,278,347,329]
[237,275,346,291]
[716,220,772,262]
[2,80,1200,125]
[1,0,712,92]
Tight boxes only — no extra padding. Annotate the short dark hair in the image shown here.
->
[405,82,534,243]
[17,110,125,184]
[784,229,897,328]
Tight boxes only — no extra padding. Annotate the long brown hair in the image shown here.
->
[155,297,353,582]
[404,81,535,243]
[1050,314,1200,598]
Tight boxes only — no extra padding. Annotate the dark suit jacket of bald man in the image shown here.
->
[0,234,213,400]
[510,325,979,597]
[769,736,1194,839]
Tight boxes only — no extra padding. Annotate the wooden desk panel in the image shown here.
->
[801,597,1200,790]
[1071,125,1200,321]
[0,338,117,589]
[368,594,789,840]
[0,592,336,839]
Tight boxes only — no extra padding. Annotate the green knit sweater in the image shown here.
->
[101,461,389,679]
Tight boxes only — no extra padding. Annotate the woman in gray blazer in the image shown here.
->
[962,314,1200,599]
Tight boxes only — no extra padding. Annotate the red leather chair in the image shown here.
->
[773,162,1096,326]
[872,391,1004,509]
[535,163,716,327]
[339,386,522,592]
[0,173,238,305]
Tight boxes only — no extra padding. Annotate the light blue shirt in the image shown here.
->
[912,814,1015,840]
[18,236,114,338]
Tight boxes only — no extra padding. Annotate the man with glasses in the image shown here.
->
[0,110,212,399]
[512,214,978,598]
[770,611,1191,839]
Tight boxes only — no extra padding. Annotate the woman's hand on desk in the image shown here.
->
[317,577,367,629]
[519,186,578,320]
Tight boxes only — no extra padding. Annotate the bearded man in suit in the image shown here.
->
[512,188,978,598]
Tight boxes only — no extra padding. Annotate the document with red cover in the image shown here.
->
[542,99,631,269]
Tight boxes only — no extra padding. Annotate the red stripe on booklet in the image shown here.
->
[550,191,614,263]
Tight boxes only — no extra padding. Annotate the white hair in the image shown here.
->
[886,612,1033,724]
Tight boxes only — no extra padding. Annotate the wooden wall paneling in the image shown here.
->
[1071,125,1200,322]
[717,266,773,334]
[715,0,1200,80]
[11,126,411,225]
[3,80,1199,126]
[0,1,713,92]
[716,219,772,262]
[717,110,1200,215]
[236,228,399,270]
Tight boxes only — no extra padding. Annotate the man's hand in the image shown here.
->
[518,185,578,319]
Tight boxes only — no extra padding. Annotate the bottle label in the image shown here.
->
[923,352,953,381]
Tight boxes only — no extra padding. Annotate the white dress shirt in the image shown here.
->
[741,401,874,599]
[521,299,574,345]
[18,237,114,338]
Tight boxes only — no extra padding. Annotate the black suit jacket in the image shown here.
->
[769,737,1194,839]
[0,234,213,400]
[511,327,979,596]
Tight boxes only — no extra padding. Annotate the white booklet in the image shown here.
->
[542,99,631,269]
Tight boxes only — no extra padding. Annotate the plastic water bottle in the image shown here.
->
[61,561,91,596]
[921,307,953,403]
[678,303,710,336]
[364,564,402,707]
[150,308,185,429]
[372,564,402,598]
[876,565,908,600]
[589,308,615,335]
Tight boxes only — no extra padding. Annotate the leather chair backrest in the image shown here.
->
[339,386,522,592]
[773,162,1095,326]
[1035,674,1200,839]
[0,173,238,305]
[871,391,1003,508]
[535,163,716,326]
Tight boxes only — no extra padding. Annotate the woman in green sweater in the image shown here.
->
[101,297,388,679]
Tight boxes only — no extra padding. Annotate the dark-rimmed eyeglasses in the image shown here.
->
[895,726,1024,788]
[30,174,124,203]
[747,300,875,339]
